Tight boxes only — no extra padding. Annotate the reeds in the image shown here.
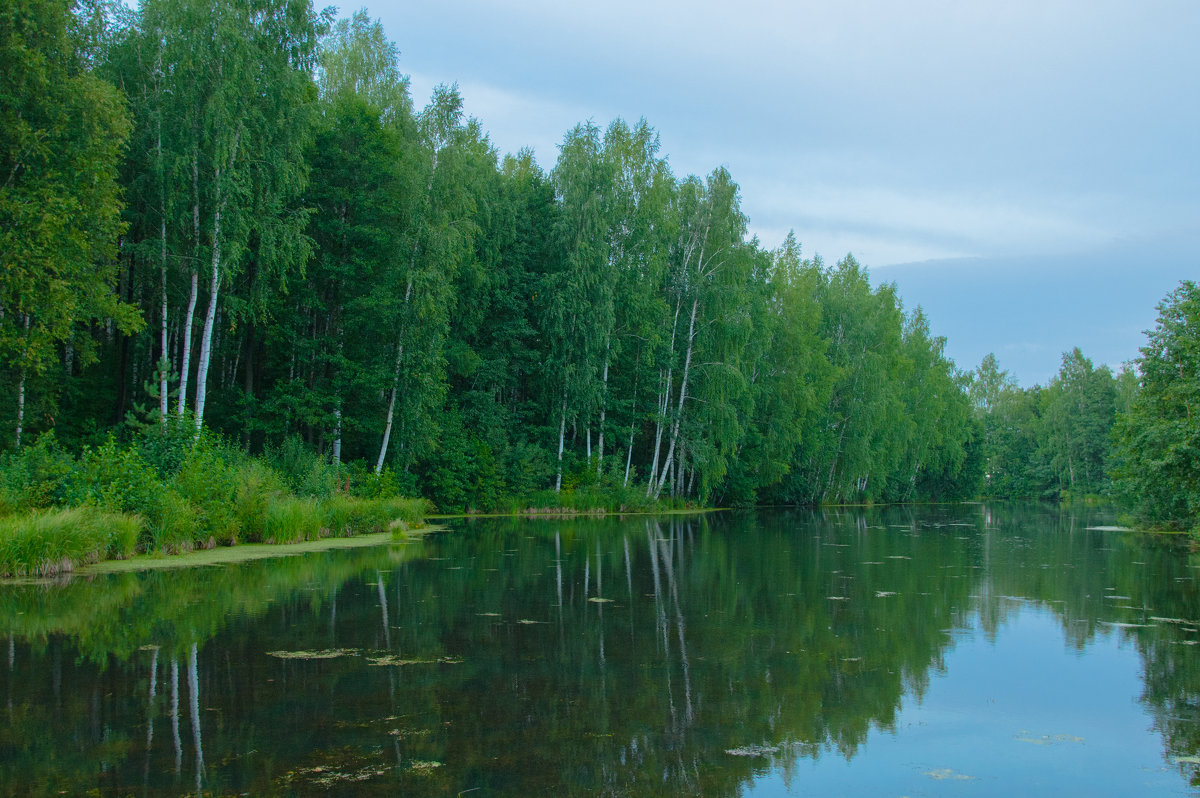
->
[263,497,323,544]
[0,507,142,577]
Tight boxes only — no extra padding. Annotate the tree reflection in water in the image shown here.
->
[0,505,1198,795]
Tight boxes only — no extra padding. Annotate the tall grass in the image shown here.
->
[263,497,323,544]
[0,507,142,577]
[320,495,427,537]
[145,488,199,553]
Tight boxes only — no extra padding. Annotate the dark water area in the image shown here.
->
[2,505,1200,796]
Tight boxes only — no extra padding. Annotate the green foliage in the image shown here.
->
[0,433,75,512]
[1113,281,1200,531]
[0,0,140,448]
[0,506,141,577]
[263,496,323,544]
[972,350,1118,502]
[4,4,1013,511]
[134,415,199,478]
[267,435,343,498]
[144,486,197,553]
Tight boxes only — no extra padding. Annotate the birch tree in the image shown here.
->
[599,119,674,485]
[374,85,482,473]
[141,0,320,432]
[647,168,747,499]
[546,122,612,490]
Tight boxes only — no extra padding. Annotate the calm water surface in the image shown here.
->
[2,505,1200,796]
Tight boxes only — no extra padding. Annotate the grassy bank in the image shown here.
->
[0,424,427,578]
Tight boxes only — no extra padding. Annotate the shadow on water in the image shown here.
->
[1,504,1199,795]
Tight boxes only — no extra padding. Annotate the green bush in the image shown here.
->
[231,459,287,543]
[62,438,161,516]
[0,433,75,511]
[145,488,199,553]
[136,415,200,478]
[267,436,343,498]
[319,494,427,536]
[346,462,406,500]
[172,442,240,545]
[320,494,356,537]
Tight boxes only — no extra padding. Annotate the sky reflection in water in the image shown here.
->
[1,504,1199,796]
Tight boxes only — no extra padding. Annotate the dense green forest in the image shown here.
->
[1,0,1196,530]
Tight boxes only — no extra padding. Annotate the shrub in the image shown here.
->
[136,415,200,478]
[62,438,161,517]
[0,433,75,511]
[172,442,240,545]
[145,488,199,553]
[231,459,287,543]
[267,436,343,498]
[346,463,406,500]
[320,494,356,537]
[319,495,427,537]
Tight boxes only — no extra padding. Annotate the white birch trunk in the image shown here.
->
[15,315,28,448]
[647,299,682,495]
[654,298,699,499]
[15,368,24,450]
[159,214,169,423]
[157,91,169,424]
[596,343,609,479]
[375,273,414,473]
[554,392,568,492]
[624,420,637,487]
[177,271,197,417]
[623,353,640,486]
[193,168,222,432]
[177,147,201,417]
[332,403,342,464]
[374,342,402,474]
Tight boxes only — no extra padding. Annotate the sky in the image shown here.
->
[365,0,1199,386]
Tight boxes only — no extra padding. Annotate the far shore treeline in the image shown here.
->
[2,0,1198,553]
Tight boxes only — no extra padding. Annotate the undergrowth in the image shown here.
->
[0,426,427,575]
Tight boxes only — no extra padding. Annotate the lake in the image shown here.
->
[2,504,1200,796]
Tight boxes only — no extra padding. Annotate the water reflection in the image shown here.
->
[0,506,1198,795]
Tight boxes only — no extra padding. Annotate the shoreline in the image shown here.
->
[5,523,447,581]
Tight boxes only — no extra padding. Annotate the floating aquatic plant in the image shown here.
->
[267,649,358,660]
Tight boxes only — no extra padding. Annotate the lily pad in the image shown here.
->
[726,744,779,757]
[366,655,462,666]
[268,649,357,660]
[408,760,443,773]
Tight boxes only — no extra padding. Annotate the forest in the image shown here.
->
[1,0,1197,549]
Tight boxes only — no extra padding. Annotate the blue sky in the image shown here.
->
[368,0,1198,386]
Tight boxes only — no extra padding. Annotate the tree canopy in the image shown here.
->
[0,1,1183,521]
